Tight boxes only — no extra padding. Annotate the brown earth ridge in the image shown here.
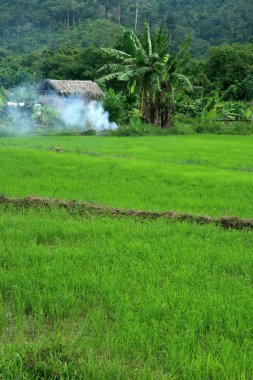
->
[0,195,252,231]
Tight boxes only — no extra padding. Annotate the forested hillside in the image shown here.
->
[0,0,252,55]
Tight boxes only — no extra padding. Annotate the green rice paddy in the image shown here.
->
[0,135,253,379]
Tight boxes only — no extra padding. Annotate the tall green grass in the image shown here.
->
[0,207,253,379]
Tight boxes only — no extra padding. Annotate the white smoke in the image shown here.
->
[55,96,118,132]
[0,85,35,135]
[0,85,118,135]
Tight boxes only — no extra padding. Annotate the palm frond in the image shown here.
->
[118,70,135,81]
[153,61,166,72]
[135,67,152,76]
[175,73,193,91]
[176,33,191,60]
[97,72,125,84]
[177,55,190,69]
[97,63,124,74]
[101,48,132,61]
[150,53,159,60]
[124,30,147,62]
[153,27,170,56]
[124,58,136,65]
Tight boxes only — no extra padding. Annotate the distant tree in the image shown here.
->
[35,47,110,81]
[238,74,253,101]
[205,43,253,94]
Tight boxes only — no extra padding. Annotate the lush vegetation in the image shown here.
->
[0,0,252,55]
[1,2,252,377]
[0,24,252,134]
[99,25,192,128]
[0,135,253,379]
[0,1,252,134]
[0,42,252,135]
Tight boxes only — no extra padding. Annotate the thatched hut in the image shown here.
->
[37,79,105,105]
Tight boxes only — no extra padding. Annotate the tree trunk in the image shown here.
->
[66,0,70,30]
[17,21,20,40]
[140,83,151,124]
[152,94,162,127]
[135,0,140,30]
[162,103,174,128]
[118,3,121,24]
[143,97,151,124]
[160,82,174,128]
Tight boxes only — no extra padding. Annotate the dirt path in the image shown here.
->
[0,195,252,231]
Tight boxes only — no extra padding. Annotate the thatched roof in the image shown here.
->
[38,79,105,99]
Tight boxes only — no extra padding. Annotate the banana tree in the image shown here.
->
[98,23,192,128]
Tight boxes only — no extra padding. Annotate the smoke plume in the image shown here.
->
[53,96,118,132]
[0,85,35,135]
[0,85,118,135]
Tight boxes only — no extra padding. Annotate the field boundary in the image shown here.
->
[1,195,252,231]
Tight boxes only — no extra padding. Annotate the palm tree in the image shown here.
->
[98,23,192,128]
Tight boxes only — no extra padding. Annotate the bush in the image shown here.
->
[107,116,197,137]
[108,117,157,136]
[238,74,253,101]
[32,105,62,128]
[196,120,253,135]
[103,88,126,124]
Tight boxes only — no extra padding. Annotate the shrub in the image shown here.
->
[107,116,197,136]
[103,88,126,124]
[108,117,156,136]
[32,105,62,128]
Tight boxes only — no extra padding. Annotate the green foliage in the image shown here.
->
[100,24,191,128]
[0,49,37,88]
[103,88,126,124]
[0,86,9,112]
[238,74,253,101]
[0,0,252,57]
[32,104,61,128]
[196,120,253,135]
[110,117,158,136]
[0,46,113,88]
[176,85,253,128]
[205,43,253,95]
[181,43,253,104]
[111,117,197,136]
[0,3,252,135]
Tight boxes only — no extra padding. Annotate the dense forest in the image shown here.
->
[0,0,253,55]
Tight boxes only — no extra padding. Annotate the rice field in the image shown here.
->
[0,134,253,217]
[0,134,253,379]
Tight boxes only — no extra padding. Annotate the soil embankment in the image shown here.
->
[1,195,252,231]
